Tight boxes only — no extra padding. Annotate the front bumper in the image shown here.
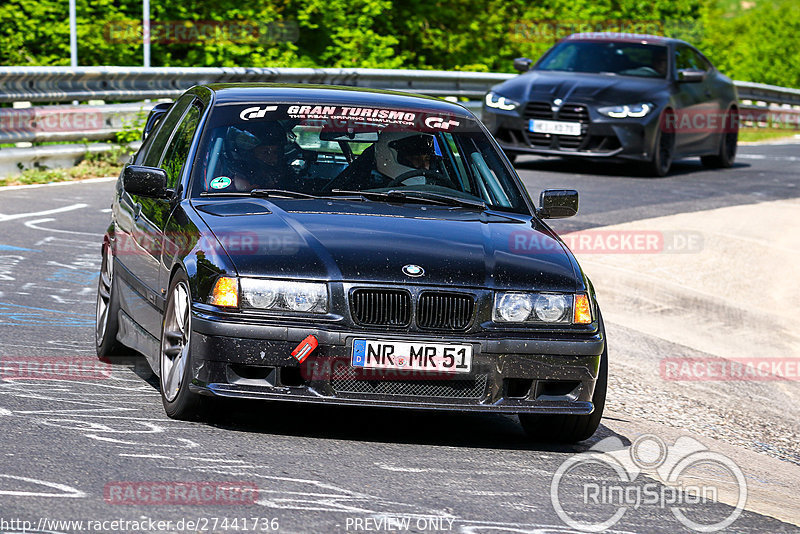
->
[483,104,659,161]
[188,310,605,415]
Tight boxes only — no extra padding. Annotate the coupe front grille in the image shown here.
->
[521,102,590,150]
[350,289,411,327]
[524,101,553,120]
[331,369,488,399]
[557,105,590,123]
[417,292,474,330]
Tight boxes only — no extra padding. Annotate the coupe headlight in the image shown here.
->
[493,292,592,324]
[485,92,520,111]
[598,102,654,119]
[241,278,328,313]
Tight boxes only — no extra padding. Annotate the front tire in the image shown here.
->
[701,109,738,169]
[160,271,206,420]
[519,314,608,443]
[643,114,675,177]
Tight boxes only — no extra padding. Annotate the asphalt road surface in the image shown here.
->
[0,144,798,534]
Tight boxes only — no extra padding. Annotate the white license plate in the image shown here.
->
[351,339,472,373]
[529,119,582,136]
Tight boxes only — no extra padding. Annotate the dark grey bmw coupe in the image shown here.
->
[483,33,739,176]
[96,84,607,442]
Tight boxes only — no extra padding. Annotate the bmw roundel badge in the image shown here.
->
[402,264,425,277]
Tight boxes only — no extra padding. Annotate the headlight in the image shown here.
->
[494,293,534,322]
[493,292,592,324]
[598,103,654,118]
[241,278,328,313]
[485,92,520,111]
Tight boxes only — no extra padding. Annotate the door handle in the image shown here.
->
[133,204,142,221]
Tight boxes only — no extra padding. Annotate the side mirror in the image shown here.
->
[123,165,169,198]
[513,57,533,72]
[538,189,578,219]
[677,69,706,83]
[142,102,173,141]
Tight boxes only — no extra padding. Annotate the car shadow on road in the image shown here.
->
[109,354,631,455]
[199,396,631,455]
[513,156,750,178]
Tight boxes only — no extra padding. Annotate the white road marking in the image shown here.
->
[0,474,86,498]
[119,453,174,460]
[24,217,102,237]
[0,203,87,223]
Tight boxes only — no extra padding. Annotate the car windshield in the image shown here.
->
[536,40,668,78]
[189,102,529,214]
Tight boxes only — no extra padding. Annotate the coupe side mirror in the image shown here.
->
[123,165,170,198]
[513,57,533,72]
[677,69,706,83]
[538,189,579,219]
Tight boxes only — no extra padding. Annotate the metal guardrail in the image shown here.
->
[0,67,797,176]
[0,67,512,103]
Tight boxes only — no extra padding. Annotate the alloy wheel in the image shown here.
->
[161,281,191,402]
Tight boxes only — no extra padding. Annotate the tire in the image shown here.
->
[701,109,738,169]
[519,314,608,443]
[642,112,675,177]
[95,242,125,357]
[160,270,207,420]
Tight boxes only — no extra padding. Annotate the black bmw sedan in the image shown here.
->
[95,84,607,442]
[483,33,739,176]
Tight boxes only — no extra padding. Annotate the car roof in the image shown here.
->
[201,83,473,116]
[563,32,687,46]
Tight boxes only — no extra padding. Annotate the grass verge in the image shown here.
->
[0,157,122,187]
[739,127,799,143]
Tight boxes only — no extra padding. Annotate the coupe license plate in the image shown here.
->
[529,119,581,136]
[351,339,472,373]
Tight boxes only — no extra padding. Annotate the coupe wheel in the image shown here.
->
[95,242,124,357]
[701,109,738,169]
[643,115,675,177]
[519,312,608,443]
[160,271,206,419]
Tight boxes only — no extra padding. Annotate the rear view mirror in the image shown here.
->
[538,189,579,219]
[123,165,169,198]
[677,69,706,83]
[513,57,533,72]
[320,131,379,142]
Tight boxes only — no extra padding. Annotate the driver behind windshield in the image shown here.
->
[230,128,294,191]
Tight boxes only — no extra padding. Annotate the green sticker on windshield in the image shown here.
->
[210,176,232,189]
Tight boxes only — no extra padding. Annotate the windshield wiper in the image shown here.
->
[249,189,319,199]
[395,190,487,210]
[330,189,486,210]
[199,189,318,199]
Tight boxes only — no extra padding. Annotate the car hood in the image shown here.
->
[191,199,579,292]
[492,70,669,107]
